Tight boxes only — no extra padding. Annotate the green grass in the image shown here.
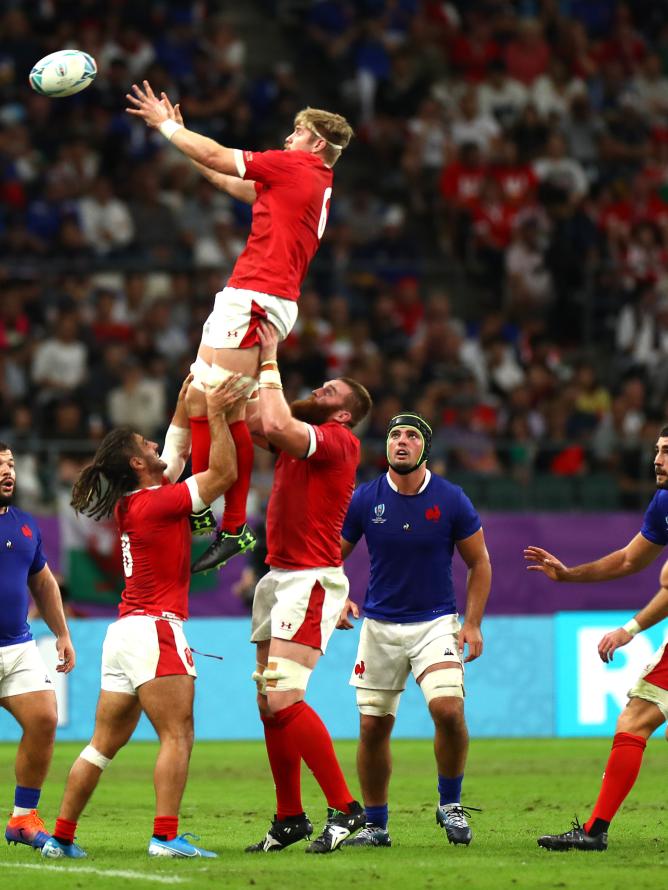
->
[0,738,667,889]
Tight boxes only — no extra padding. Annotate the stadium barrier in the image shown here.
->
[1,612,661,741]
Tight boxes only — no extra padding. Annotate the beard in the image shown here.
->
[290,397,336,426]
[0,490,14,507]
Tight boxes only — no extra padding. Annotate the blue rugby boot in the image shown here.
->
[148,832,218,858]
[41,836,87,858]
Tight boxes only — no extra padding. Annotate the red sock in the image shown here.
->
[153,816,178,841]
[54,817,77,844]
[584,732,647,831]
[190,415,210,474]
[275,701,354,812]
[261,712,304,820]
[221,420,253,532]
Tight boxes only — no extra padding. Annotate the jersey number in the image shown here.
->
[120,532,133,578]
[317,187,332,240]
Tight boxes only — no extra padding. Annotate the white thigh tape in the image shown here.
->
[263,657,313,692]
[206,363,257,399]
[356,687,401,717]
[420,668,464,703]
[190,358,211,393]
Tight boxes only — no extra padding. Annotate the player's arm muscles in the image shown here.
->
[259,387,311,459]
[192,410,238,506]
[189,159,257,204]
[28,564,76,671]
[568,533,663,582]
[456,528,492,627]
[160,373,193,482]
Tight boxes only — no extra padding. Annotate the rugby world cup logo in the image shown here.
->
[372,503,386,524]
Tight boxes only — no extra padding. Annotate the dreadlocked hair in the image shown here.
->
[71,427,140,520]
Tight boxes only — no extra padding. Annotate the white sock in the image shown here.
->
[12,806,33,817]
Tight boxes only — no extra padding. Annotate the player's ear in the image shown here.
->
[333,408,352,426]
[129,454,144,471]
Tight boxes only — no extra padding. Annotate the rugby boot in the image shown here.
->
[41,836,87,858]
[341,824,392,847]
[148,832,217,858]
[305,801,366,853]
[191,523,257,574]
[436,803,481,845]
[538,818,608,852]
[5,810,50,849]
[245,813,313,852]
[189,507,217,536]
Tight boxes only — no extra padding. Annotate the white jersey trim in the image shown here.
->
[234,148,246,178]
[303,424,317,459]
[185,476,207,513]
[386,469,431,494]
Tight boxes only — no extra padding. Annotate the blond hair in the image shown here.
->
[294,107,353,165]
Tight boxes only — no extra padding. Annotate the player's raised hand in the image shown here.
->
[459,622,483,663]
[176,372,194,404]
[598,627,634,663]
[205,373,248,415]
[336,597,359,630]
[126,80,169,128]
[257,322,279,363]
[524,546,569,581]
[160,92,185,127]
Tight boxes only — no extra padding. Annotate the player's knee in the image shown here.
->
[359,712,394,745]
[356,687,401,718]
[420,668,464,708]
[79,744,113,771]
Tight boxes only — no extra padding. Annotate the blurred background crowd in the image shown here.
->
[2,0,668,514]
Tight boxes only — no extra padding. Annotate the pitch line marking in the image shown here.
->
[0,862,188,884]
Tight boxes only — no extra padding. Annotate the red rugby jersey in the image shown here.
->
[266,422,359,569]
[229,149,333,301]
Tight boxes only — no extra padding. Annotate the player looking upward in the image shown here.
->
[1,444,75,850]
[41,374,245,860]
[245,322,371,854]
[529,426,668,851]
[337,414,491,847]
[126,81,353,575]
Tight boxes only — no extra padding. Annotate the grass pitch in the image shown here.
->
[0,738,667,889]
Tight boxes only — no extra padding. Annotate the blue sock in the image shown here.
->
[438,774,463,806]
[365,804,388,830]
[14,786,41,810]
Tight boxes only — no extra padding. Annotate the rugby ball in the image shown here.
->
[29,50,97,98]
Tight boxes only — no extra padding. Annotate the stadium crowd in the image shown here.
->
[2,0,668,508]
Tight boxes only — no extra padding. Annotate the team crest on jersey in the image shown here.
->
[425,505,441,522]
[354,659,366,678]
[21,524,32,538]
[372,504,386,524]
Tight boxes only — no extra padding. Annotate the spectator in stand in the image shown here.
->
[477,59,528,129]
[504,19,551,87]
[31,310,87,407]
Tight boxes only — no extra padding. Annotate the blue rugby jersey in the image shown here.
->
[0,507,47,646]
[342,472,482,622]
[640,489,668,547]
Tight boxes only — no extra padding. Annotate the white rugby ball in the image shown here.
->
[29,49,97,98]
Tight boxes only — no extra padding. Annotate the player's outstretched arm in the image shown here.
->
[256,322,311,459]
[524,533,663,583]
[161,373,193,482]
[126,81,240,176]
[456,528,491,663]
[161,94,257,204]
[28,565,75,673]
[599,559,668,663]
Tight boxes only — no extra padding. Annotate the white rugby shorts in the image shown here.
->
[101,615,196,695]
[0,640,54,698]
[628,639,668,719]
[201,286,298,349]
[349,614,463,692]
[251,566,349,653]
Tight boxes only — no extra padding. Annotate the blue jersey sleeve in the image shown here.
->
[454,488,482,541]
[640,492,668,546]
[28,525,47,576]
[342,487,365,545]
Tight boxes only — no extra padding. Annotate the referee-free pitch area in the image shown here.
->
[0,738,666,890]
